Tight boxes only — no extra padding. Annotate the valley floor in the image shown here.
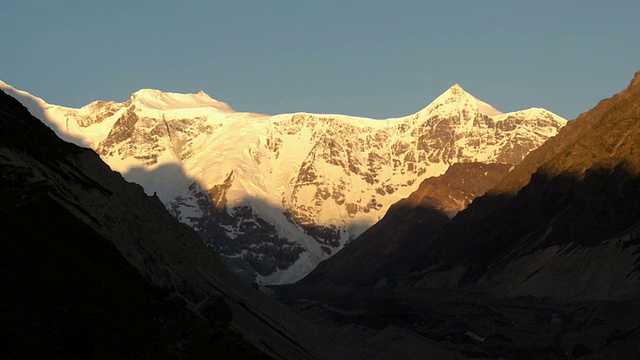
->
[272,285,640,359]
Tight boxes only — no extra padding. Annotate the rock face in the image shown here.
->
[0,80,566,283]
[300,162,513,288]
[400,72,640,301]
[0,89,339,359]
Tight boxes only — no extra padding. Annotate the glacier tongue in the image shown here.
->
[0,81,567,284]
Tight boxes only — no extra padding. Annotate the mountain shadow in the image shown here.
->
[0,89,340,359]
[0,172,264,359]
[123,161,374,284]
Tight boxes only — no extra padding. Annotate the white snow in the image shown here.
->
[130,88,236,112]
[420,84,503,118]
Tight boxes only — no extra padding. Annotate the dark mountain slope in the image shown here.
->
[402,72,640,300]
[299,162,512,288]
[1,184,266,359]
[0,89,337,359]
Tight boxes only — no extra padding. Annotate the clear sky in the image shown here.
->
[1,1,639,120]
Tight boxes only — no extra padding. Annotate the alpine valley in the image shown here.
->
[0,81,566,284]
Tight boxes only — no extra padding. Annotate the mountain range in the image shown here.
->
[4,71,640,358]
[0,80,566,284]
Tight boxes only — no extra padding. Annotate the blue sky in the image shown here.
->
[1,1,639,120]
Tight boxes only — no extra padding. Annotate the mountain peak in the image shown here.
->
[630,71,640,87]
[128,88,235,112]
[421,84,503,117]
[447,83,465,93]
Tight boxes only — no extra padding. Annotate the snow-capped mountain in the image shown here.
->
[0,80,566,284]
